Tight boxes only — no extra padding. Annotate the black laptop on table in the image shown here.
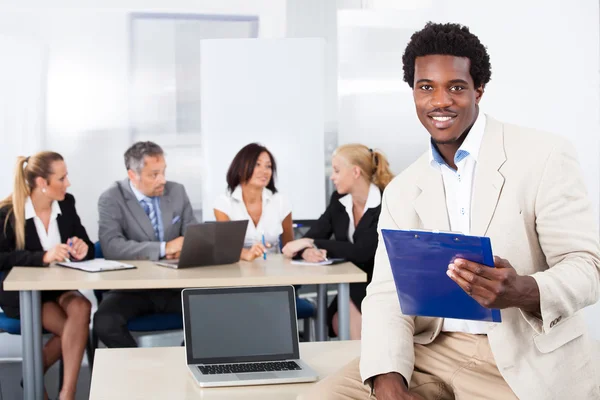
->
[155,220,248,268]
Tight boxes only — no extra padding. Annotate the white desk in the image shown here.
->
[4,255,366,400]
[89,340,361,400]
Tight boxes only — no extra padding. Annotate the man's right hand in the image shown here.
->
[166,237,184,258]
[373,373,423,400]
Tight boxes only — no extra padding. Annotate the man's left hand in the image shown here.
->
[447,256,540,312]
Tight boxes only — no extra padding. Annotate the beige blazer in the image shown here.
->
[360,116,600,399]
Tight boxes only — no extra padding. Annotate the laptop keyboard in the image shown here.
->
[199,361,301,375]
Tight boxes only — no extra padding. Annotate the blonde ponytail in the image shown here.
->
[0,152,64,249]
[370,150,394,191]
[334,144,395,191]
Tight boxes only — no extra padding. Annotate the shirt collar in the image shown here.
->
[231,185,273,203]
[129,180,151,202]
[429,112,487,168]
[25,196,62,220]
[338,183,382,212]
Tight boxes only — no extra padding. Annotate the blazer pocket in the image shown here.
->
[533,314,586,354]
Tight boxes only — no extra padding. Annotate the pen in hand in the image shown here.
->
[312,243,328,262]
[65,238,73,262]
[262,234,267,260]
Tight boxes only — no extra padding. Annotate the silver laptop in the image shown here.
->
[156,220,248,268]
[181,286,319,387]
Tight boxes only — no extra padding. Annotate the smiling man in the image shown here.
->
[299,22,600,400]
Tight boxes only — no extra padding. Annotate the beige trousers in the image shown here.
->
[298,332,518,400]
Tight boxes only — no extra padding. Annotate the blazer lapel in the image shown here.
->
[56,213,69,243]
[24,220,43,251]
[119,179,157,241]
[414,159,451,231]
[159,186,173,240]
[353,207,375,240]
[470,116,506,237]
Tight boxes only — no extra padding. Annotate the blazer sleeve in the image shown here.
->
[312,213,379,265]
[66,195,94,261]
[98,191,161,261]
[0,209,45,271]
[359,189,417,387]
[528,140,600,333]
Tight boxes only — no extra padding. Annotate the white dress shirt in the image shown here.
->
[338,183,382,243]
[25,197,62,251]
[214,186,292,248]
[428,112,491,335]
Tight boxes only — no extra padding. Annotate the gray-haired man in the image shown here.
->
[94,141,197,348]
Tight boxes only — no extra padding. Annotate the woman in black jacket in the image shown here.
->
[0,152,94,400]
[282,144,394,339]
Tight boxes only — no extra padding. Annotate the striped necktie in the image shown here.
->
[141,198,160,240]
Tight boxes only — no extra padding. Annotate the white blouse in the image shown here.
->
[214,186,292,248]
[25,197,62,251]
[337,183,382,243]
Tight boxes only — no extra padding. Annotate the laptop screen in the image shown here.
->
[182,286,300,364]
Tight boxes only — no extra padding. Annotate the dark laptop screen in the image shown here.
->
[183,286,300,364]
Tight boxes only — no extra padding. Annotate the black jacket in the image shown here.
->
[0,193,94,281]
[303,191,381,282]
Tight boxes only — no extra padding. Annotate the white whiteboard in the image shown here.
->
[200,38,325,221]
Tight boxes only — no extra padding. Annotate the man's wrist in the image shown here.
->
[515,275,541,313]
[160,242,166,258]
[373,372,408,394]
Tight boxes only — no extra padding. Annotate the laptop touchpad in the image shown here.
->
[236,372,277,380]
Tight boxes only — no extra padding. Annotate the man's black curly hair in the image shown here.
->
[402,22,491,89]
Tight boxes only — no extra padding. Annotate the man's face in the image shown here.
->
[413,55,484,145]
[129,155,167,197]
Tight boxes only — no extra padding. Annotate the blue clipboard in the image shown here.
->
[381,229,502,323]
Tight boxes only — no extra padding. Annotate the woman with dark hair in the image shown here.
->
[214,143,294,261]
[0,152,94,400]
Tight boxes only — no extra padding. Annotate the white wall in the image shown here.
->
[0,36,46,184]
[200,38,326,221]
[338,0,600,338]
[286,0,339,196]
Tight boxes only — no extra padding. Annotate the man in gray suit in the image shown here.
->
[94,141,197,347]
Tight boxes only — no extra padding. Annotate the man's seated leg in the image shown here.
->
[93,290,155,348]
[297,357,451,400]
[440,333,518,399]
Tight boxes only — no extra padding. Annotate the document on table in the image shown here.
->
[381,229,501,323]
[57,259,136,273]
[291,258,345,266]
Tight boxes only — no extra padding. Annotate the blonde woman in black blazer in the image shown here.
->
[283,144,394,339]
[0,152,94,400]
